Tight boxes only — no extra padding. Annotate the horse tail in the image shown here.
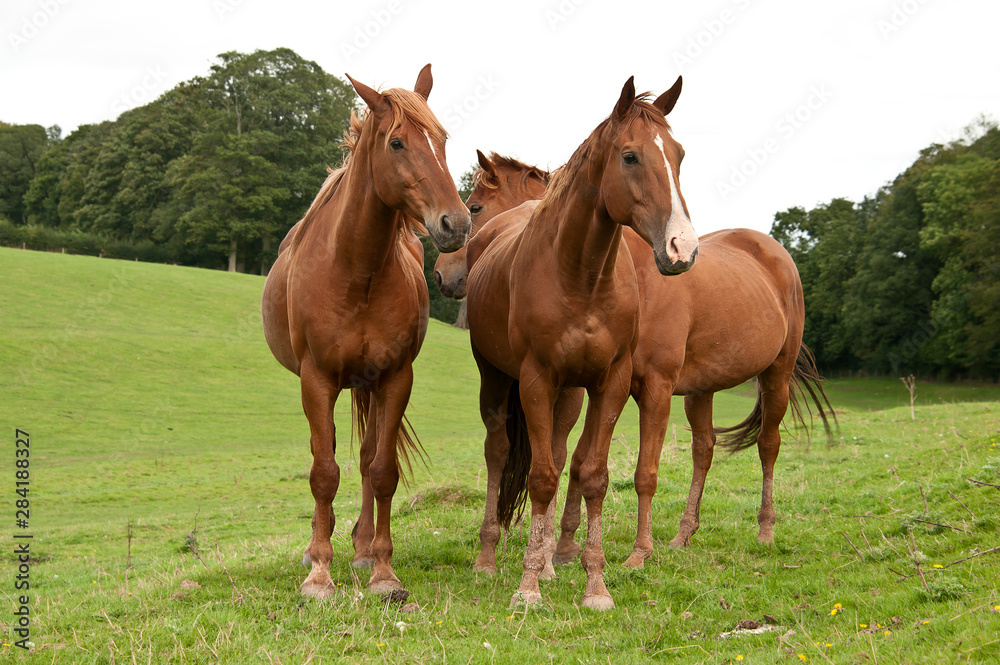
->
[497,381,531,530]
[350,387,427,484]
[716,343,836,452]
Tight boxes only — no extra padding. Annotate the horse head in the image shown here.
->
[346,64,471,252]
[598,76,698,275]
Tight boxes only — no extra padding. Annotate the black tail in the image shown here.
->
[716,343,836,452]
[350,387,426,485]
[497,381,531,530]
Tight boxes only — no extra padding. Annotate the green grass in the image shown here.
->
[2,246,999,664]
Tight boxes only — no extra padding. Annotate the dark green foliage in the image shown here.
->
[420,236,461,323]
[771,118,1000,380]
[0,122,48,223]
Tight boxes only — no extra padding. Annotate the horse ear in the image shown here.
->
[345,73,387,113]
[414,63,433,100]
[477,149,496,177]
[653,76,683,116]
[614,76,636,121]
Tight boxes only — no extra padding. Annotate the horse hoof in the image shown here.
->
[757,532,774,545]
[622,554,646,569]
[352,556,375,569]
[472,563,497,576]
[368,578,403,594]
[552,545,580,566]
[510,590,542,607]
[300,579,336,599]
[581,593,615,611]
[667,535,689,549]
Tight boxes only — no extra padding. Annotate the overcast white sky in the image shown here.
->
[3,0,998,234]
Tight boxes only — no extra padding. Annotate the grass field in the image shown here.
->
[2,246,999,664]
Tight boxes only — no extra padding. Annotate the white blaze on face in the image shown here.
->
[424,131,444,172]
[653,131,691,229]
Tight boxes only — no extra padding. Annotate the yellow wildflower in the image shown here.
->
[797,655,807,662]
[736,657,743,662]
[932,564,943,569]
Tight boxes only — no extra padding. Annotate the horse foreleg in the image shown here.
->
[626,378,672,568]
[578,356,631,611]
[510,365,558,608]
[366,364,413,593]
[669,393,715,548]
[299,358,342,598]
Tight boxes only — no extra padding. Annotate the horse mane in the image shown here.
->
[535,93,669,219]
[290,87,441,252]
[472,153,551,191]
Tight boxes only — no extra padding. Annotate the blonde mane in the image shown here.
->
[290,87,444,251]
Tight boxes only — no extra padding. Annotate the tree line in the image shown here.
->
[0,47,466,320]
[770,117,999,381]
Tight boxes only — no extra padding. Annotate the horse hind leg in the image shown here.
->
[352,390,378,569]
[299,358,342,598]
[472,353,513,576]
[553,435,585,566]
[540,387,584,578]
[669,393,715,548]
[755,365,792,544]
[625,378,673,568]
[365,365,415,593]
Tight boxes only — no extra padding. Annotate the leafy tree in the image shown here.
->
[0,123,47,223]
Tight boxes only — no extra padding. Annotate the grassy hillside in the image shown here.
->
[2,247,998,663]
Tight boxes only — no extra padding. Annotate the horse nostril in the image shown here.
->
[439,214,453,234]
[433,270,443,289]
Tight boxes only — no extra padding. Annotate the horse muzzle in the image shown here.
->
[427,209,471,253]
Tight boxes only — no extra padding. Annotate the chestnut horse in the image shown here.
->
[433,152,550,299]
[466,76,697,610]
[454,157,832,573]
[261,65,470,597]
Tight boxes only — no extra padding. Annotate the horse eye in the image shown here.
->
[469,204,483,215]
[623,152,638,165]
[389,138,404,151]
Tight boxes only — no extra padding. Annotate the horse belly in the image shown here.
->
[675,296,790,394]
[261,251,299,375]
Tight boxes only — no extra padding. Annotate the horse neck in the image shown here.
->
[533,159,623,294]
[326,150,406,277]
